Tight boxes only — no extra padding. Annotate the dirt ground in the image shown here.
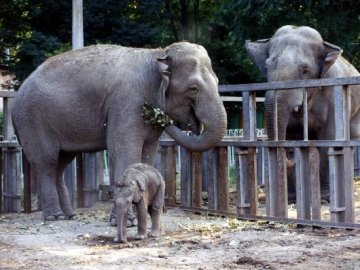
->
[0,202,359,270]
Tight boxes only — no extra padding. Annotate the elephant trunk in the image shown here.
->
[265,90,299,141]
[115,209,128,243]
[165,98,227,151]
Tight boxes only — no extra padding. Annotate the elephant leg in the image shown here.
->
[141,138,160,166]
[56,152,76,219]
[135,200,148,240]
[149,208,162,237]
[108,145,143,226]
[149,181,165,237]
[33,159,63,221]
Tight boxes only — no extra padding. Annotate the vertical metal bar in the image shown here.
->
[309,147,321,220]
[343,85,351,140]
[72,0,84,49]
[248,147,258,215]
[328,148,345,222]
[264,148,276,216]
[76,154,84,208]
[274,91,279,141]
[64,160,76,208]
[218,147,229,211]
[242,91,257,140]
[276,147,288,217]
[236,148,249,215]
[295,148,311,220]
[333,85,345,140]
[23,154,32,213]
[302,88,308,141]
[343,146,354,222]
[193,152,202,208]
[2,97,22,213]
[180,147,192,207]
[165,146,177,204]
[206,148,218,210]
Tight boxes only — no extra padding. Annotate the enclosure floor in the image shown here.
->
[0,202,359,270]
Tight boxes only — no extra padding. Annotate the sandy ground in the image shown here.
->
[0,202,359,270]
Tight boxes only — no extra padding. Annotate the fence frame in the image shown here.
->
[2,76,360,229]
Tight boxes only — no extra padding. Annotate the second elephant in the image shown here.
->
[246,25,360,198]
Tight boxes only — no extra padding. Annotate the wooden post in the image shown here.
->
[71,0,102,207]
[295,148,311,220]
[236,147,258,216]
[328,85,353,222]
[218,147,229,212]
[180,147,192,207]
[193,152,202,208]
[165,146,177,204]
[204,148,218,210]
[23,155,32,213]
[2,97,22,213]
[265,147,287,217]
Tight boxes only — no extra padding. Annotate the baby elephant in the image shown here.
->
[113,163,165,243]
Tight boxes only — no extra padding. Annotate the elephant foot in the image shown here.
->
[149,230,161,238]
[65,213,76,220]
[43,212,65,221]
[110,217,117,227]
[109,213,137,227]
[135,233,147,240]
[127,216,137,227]
[113,237,127,243]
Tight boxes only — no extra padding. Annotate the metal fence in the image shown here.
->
[1,77,360,229]
[156,76,360,229]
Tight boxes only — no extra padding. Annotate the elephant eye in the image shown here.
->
[187,85,199,96]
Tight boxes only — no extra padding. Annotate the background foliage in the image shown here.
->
[1,0,360,84]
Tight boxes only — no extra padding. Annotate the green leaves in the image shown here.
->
[141,101,174,128]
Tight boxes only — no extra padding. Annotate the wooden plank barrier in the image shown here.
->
[2,76,360,229]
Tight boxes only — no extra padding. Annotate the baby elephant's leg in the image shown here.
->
[149,208,162,237]
[135,201,148,240]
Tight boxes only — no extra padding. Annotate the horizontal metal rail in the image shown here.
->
[219,76,360,92]
[167,204,360,230]
[160,138,360,148]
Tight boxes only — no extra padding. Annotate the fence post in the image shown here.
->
[203,148,218,210]
[295,148,311,219]
[236,147,258,216]
[2,97,22,213]
[265,147,287,217]
[328,85,354,222]
[165,146,177,204]
[23,155,32,213]
[218,147,229,212]
[193,152,202,208]
[180,147,192,207]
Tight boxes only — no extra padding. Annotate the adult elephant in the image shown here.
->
[12,42,227,221]
[246,25,360,198]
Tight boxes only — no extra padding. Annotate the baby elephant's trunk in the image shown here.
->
[114,209,128,243]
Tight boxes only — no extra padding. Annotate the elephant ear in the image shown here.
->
[320,41,343,77]
[157,55,171,109]
[135,174,146,191]
[245,39,270,78]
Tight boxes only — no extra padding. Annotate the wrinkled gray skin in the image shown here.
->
[113,163,165,243]
[246,25,360,199]
[12,42,227,221]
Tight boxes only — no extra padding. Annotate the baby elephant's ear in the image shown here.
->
[135,172,147,191]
